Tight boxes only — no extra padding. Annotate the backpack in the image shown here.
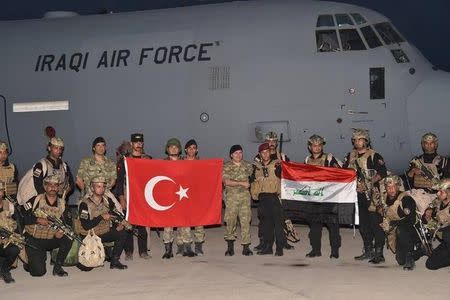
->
[78,229,105,268]
[17,158,67,205]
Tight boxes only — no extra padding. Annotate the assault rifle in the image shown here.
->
[0,226,38,250]
[410,158,440,185]
[34,208,84,245]
[354,160,373,203]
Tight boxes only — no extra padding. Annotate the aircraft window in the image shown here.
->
[391,49,410,63]
[374,22,404,45]
[350,13,366,25]
[316,30,340,52]
[339,29,366,51]
[335,14,354,26]
[317,15,335,27]
[370,68,385,99]
[360,26,382,48]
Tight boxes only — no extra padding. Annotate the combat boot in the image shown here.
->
[242,244,253,256]
[176,244,184,256]
[183,243,196,257]
[194,242,204,256]
[306,250,322,258]
[330,248,339,259]
[0,268,15,284]
[274,247,283,257]
[52,264,68,277]
[257,244,273,255]
[403,252,415,271]
[225,240,235,256]
[162,242,173,259]
[369,247,385,264]
[253,239,264,251]
[354,246,374,261]
[110,257,128,270]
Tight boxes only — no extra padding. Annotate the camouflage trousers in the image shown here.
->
[224,192,251,245]
[193,226,205,243]
[163,227,193,245]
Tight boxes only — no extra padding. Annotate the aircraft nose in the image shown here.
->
[406,69,450,155]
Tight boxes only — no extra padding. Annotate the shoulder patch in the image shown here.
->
[378,159,385,166]
[403,207,411,215]
[80,210,89,220]
[33,168,42,177]
[23,202,32,211]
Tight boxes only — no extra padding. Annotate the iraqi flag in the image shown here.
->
[125,158,223,227]
[281,161,358,225]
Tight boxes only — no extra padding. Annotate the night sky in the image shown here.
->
[1,0,449,71]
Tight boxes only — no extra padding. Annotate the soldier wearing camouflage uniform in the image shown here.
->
[0,141,20,231]
[425,179,450,270]
[76,136,117,198]
[162,138,195,259]
[406,132,449,192]
[0,172,20,283]
[116,133,151,260]
[184,139,206,256]
[343,129,387,264]
[304,134,342,259]
[223,144,253,256]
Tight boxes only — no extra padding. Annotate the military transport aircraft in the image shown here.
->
[0,0,449,176]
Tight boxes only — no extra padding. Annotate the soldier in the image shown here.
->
[0,141,20,230]
[343,129,387,263]
[254,132,293,251]
[184,139,206,256]
[406,132,449,192]
[381,175,418,270]
[223,144,253,256]
[76,136,117,197]
[304,134,342,259]
[32,137,74,203]
[0,185,20,283]
[251,142,285,256]
[425,179,450,270]
[76,176,127,270]
[22,175,73,277]
[116,133,151,260]
[162,138,195,259]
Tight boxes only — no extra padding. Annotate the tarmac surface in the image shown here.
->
[2,219,449,300]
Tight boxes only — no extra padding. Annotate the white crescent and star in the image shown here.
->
[144,176,189,211]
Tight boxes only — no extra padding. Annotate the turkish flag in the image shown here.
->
[125,158,223,227]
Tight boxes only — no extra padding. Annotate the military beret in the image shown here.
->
[229,144,243,156]
[92,136,106,148]
[184,139,198,149]
[131,133,144,142]
[258,142,270,152]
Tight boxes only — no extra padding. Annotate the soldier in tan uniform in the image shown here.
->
[76,176,127,270]
[116,133,151,260]
[425,179,450,270]
[162,138,195,259]
[304,135,342,259]
[22,175,73,277]
[32,137,74,202]
[343,129,387,263]
[406,132,449,192]
[183,139,206,256]
[76,136,117,197]
[251,142,285,256]
[223,144,253,256]
[0,141,20,230]
[381,175,418,270]
[0,186,20,283]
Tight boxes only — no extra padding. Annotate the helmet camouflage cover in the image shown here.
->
[421,132,438,144]
[308,134,326,145]
[351,128,370,142]
[432,178,450,191]
[265,131,278,142]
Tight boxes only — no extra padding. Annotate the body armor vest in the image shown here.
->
[0,163,17,196]
[305,153,329,166]
[0,199,17,233]
[76,196,111,236]
[251,160,280,200]
[24,194,65,239]
[382,192,407,254]
[413,156,441,189]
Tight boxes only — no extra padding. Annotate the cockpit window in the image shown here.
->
[374,22,404,45]
[339,29,366,51]
[335,14,354,26]
[317,15,335,27]
[316,30,340,52]
[360,26,382,48]
[350,13,366,25]
[391,49,410,63]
